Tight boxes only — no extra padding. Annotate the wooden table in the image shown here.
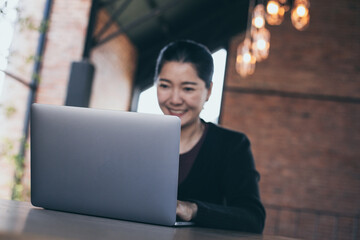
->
[0,199,295,240]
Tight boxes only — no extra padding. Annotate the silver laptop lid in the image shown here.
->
[31,103,180,226]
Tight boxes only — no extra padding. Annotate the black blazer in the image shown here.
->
[178,122,266,233]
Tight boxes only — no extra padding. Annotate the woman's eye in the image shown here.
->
[184,87,195,92]
[159,84,169,89]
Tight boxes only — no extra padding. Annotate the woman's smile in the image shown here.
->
[167,108,188,117]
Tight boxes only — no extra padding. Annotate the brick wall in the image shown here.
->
[221,0,360,239]
[0,0,137,200]
[90,9,137,110]
[23,1,137,199]
[19,0,94,200]
[36,0,93,105]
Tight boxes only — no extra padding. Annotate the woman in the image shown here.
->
[155,40,266,233]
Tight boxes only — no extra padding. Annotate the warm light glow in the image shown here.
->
[252,5,266,29]
[267,1,279,15]
[296,4,308,17]
[251,28,270,61]
[266,1,285,25]
[235,0,311,78]
[236,39,256,78]
[254,17,265,29]
[256,39,267,50]
[291,0,310,30]
[243,53,251,63]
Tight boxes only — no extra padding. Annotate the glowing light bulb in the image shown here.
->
[267,1,279,15]
[257,39,267,50]
[236,39,256,78]
[291,0,310,31]
[252,5,266,29]
[252,28,270,61]
[243,53,251,63]
[266,1,285,25]
[254,17,265,29]
[296,4,307,17]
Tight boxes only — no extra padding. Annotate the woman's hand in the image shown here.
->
[176,200,198,221]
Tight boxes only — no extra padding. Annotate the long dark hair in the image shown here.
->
[155,40,214,88]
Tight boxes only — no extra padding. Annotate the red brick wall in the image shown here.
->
[18,0,94,200]
[0,0,137,200]
[90,9,137,110]
[36,0,93,105]
[221,0,360,239]
[25,1,137,198]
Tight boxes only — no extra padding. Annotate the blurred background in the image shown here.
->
[0,0,359,239]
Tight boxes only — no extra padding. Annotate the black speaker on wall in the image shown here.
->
[65,60,95,107]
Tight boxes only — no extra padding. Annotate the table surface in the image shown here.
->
[0,199,296,240]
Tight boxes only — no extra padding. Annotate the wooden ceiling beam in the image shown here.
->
[93,0,181,48]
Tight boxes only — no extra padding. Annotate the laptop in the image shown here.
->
[30,103,193,226]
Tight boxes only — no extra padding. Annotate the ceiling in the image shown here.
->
[98,0,250,91]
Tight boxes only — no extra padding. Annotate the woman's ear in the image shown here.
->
[206,82,213,101]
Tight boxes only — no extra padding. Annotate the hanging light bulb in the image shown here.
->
[234,0,310,79]
[291,0,310,30]
[252,4,266,29]
[267,1,279,15]
[251,4,270,62]
[252,28,270,61]
[266,0,285,25]
[236,38,256,78]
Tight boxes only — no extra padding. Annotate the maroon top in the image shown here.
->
[178,123,209,184]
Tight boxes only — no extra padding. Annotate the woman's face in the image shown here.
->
[157,61,212,128]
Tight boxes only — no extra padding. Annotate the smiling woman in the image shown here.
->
[137,49,226,123]
[140,40,266,233]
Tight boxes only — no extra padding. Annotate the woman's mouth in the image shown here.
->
[168,109,187,117]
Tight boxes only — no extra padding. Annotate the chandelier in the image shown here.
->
[236,0,310,78]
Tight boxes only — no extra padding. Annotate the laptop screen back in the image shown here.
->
[31,104,180,226]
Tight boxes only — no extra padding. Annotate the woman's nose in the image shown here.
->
[170,90,183,105]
